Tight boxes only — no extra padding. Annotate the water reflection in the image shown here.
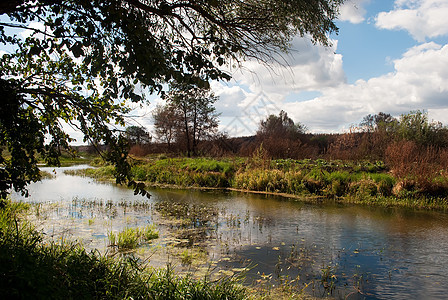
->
[11,166,448,299]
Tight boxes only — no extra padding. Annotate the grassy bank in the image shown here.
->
[70,156,448,211]
[0,199,250,299]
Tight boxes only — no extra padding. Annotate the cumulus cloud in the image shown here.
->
[283,42,448,132]
[212,35,346,135]
[376,0,448,42]
[339,0,370,24]
[229,36,345,96]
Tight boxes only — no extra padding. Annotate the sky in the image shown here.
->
[204,0,448,137]
[3,0,448,142]
[130,0,448,138]
[203,0,448,137]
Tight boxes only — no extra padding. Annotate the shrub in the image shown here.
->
[349,179,378,197]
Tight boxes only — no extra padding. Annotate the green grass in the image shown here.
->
[108,225,159,250]
[77,156,448,211]
[65,165,116,181]
[0,199,248,299]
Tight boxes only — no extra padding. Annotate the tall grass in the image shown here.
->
[129,157,234,188]
[232,167,396,199]
[0,199,248,299]
[385,141,448,196]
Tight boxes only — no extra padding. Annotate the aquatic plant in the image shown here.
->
[0,199,248,299]
[108,225,159,250]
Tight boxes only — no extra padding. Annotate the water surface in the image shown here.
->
[12,166,448,299]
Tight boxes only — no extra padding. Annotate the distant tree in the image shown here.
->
[255,110,310,159]
[163,83,220,157]
[125,126,151,145]
[258,110,306,139]
[397,110,448,147]
[152,105,178,149]
[359,112,397,133]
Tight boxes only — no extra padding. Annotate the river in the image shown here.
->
[11,165,448,299]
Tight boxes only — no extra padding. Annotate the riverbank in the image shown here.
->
[68,156,448,211]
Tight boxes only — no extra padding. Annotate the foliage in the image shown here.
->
[359,112,397,133]
[108,225,159,250]
[327,110,448,161]
[153,104,178,148]
[125,125,151,145]
[158,82,220,157]
[0,0,343,197]
[254,111,310,159]
[396,110,448,147]
[385,140,448,196]
[257,110,306,138]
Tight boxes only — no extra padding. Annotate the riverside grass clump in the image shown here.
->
[108,225,159,250]
[128,157,236,188]
[0,199,248,299]
[232,167,395,198]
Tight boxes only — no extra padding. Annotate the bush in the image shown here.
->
[349,179,378,197]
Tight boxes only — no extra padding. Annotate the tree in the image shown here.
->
[160,83,220,157]
[397,110,448,147]
[256,110,309,159]
[152,104,178,149]
[257,110,306,139]
[0,0,343,196]
[359,112,397,133]
[125,126,151,145]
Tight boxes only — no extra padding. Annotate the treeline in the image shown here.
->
[120,110,448,160]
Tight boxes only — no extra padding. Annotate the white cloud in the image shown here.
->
[339,0,370,24]
[212,35,346,135]
[213,42,448,135]
[376,0,448,42]
[283,42,448,132]
[229,36,345,97]
[19,22,48,39]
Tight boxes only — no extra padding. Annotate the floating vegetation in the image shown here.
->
[0,199,248,299]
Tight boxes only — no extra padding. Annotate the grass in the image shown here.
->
[108,224,159,250]
[73,156,448,211]
[65,164,116,181]
[0,199,249,299]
